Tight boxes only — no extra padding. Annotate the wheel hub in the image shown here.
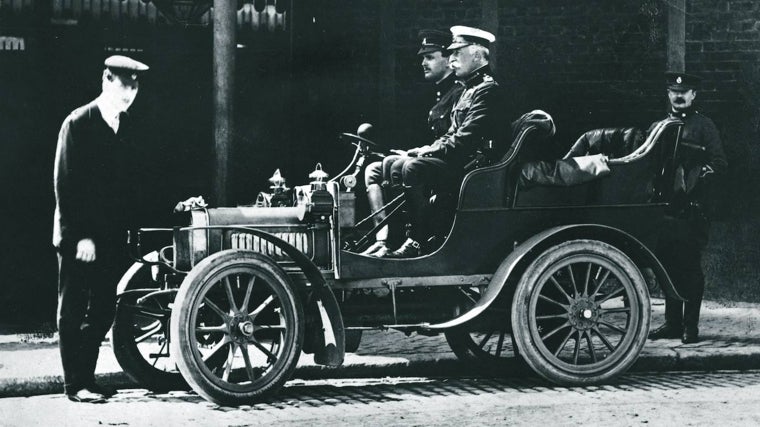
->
[229,315,254,343]
[239,321,254,337]
[568,298,599,330]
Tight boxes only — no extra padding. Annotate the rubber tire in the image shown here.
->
[444,326,515,373]
[345,329,362,353]
[170,250,304,405]
[511,239,650,385]
[112,262,187,392]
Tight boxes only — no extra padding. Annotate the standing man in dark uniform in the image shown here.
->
[53,55,149,402]
[385,25,509,258]
[649,72,728,344]
[361,29,464,257]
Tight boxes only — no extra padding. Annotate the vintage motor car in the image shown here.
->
[112,113,689,405]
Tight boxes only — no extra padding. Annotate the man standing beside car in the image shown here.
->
[385,25,510,258]
[53,55,149,402]
[648,72,728,344]
[361,29,465,257]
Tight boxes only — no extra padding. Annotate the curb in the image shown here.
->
[5,351,760,399]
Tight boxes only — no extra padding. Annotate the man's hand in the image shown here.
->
[174,195,208,213]
[417,145,443,158]
[407,145,431,157]
[390,149,408,156]
[76,238,96,263]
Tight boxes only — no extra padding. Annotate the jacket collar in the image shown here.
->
[457,64,494,88]
[438,71,457,89]
[669,106,697,119]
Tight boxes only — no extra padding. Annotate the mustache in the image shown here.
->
[673,97,686,103]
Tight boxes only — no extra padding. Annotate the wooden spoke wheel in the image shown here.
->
[512,240,650,385]
[170,250,304,405]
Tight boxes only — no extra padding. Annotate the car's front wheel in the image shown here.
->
[170,250,304,405]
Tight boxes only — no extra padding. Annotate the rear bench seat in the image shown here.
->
[514,120,681,207]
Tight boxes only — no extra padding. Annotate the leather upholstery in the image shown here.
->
[564,127,644,159]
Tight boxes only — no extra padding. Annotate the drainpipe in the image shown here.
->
[667,0,685,72]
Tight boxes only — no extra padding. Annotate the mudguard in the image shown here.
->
[116,251,158,295]
[196,226,345,367]
[422,224,684,331]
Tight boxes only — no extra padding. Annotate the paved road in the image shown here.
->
[2,371,760,426]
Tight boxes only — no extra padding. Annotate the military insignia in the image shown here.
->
[483,75,493,82]
[422,38,428,45]
[676,76,682,84]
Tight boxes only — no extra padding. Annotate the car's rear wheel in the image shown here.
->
[512,239,650,385]
[170,250,304,405]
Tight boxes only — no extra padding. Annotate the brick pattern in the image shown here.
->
[686,1,760,121]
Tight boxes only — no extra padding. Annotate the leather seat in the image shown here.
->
[565,127,645,159]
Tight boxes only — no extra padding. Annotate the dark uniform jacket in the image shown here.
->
[53,100,137,249]
[427,73,464,138]
[665,107,728,218]
[428,65,508,166]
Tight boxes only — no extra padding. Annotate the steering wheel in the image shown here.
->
[340,132,389,151]
[340,123,389,153]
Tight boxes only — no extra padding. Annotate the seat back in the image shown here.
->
[513,119,683,207]
[564,127,644,159]
[457,123,551,209]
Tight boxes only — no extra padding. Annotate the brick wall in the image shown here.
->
[686,0,760,119]
[686,0,760,200]
[684,0,760,300]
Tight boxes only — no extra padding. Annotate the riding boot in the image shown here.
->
[682,297,702,343]
[649,296,684,339]
[403,184,430,244]
[664,296,684,328]
[366,183,389,243]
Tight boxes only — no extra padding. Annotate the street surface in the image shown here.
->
[1,371,760,426]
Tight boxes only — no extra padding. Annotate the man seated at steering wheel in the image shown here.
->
[361,29,465,257]
[382,25,511,258]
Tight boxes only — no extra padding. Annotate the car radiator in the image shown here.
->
[229,231,311,259]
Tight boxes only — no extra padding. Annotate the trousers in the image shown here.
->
[656,215,709,331]
[57,240,127,393]
[401,156,462,242]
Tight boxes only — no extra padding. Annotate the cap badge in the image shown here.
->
[676,76,682,84]
[422,38,428,45]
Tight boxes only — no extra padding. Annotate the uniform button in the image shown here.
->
[440,115,444,118]
[436,91,441,96]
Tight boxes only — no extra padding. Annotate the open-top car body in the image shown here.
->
[113,114,688,405]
